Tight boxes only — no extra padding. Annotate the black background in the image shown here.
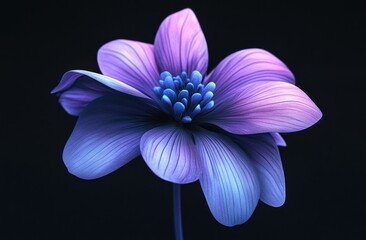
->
[3,1,365,239]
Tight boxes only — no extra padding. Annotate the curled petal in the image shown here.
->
[194,129,260,226]
[63,94,157,180]
[98,40,159,98]
[154,8,208,76]
[270,133,287,147]
[203,81,322,134]
[140,124,200,184]
[52,70,148,116]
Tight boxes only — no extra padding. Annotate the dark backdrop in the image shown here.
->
[3,1,365,239]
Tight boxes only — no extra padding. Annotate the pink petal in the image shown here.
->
[154,8,208,76]
[204,49,295,95]
[98,40,159,98]
[203,81,322,134]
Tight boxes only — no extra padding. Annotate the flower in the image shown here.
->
[52,8,322,226]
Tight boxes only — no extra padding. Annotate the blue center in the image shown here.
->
[153,70,216,123]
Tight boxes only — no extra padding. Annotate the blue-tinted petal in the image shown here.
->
[232,133,285,207]
[63,94,157,180]
[140,124,200,183]
[194,129,260,226]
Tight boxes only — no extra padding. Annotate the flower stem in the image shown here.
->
[173,183,184,240]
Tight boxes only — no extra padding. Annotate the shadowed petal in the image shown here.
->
[52,70,148,116]
[63,94,158,180]
[140,124,200,184]
[98,40,159,98]
[154,8,208,76]
[231,134,285,207]
[194,129,260,226]
[270,133,287,147]
[203,81,322,134]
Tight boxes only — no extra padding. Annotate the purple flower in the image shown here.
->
[52,9,322,226]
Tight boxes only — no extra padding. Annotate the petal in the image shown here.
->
[52,70,148,116]
[97,40,160,98]
[194,129,260,226]
[203,81,322,134]
[204,49,295,93]
[231,134,285,207]
[63,94,157,180]
[270,132,287,147]
[140,124,200,184]
[154,8,208,76]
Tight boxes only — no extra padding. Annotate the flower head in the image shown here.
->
[52,9,321,226]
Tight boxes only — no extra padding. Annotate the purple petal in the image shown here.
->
[140,124,200,184]
[270,133,287,147]
[203,81,322,134]
[231,134,285,207]
[98,40,160,98]
[52,70,148,116]
[194,129,260,226]
[204,49,295,92]
[63,94,157,180]
[154,8,208,76]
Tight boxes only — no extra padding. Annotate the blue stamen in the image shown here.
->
[174,80,179,88]
[178,90,189,100]
[201,100,214,113]
[161,95,173,109]
[163,89,177,102]
[181,72,187,81]
[202,82,216,95]
[154,70,215,123]
[191,105,201,118]
[153,86,163,98]
[181,98,188,107]
[190,93,202,110]
[181,116,192,123]
[191,70,202,86]
[174,102,185,117]
[160,71,172,79]
[201,91,213,106]
[164,76,175,90]
[186,83,194,93]
[197,84,203,92]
